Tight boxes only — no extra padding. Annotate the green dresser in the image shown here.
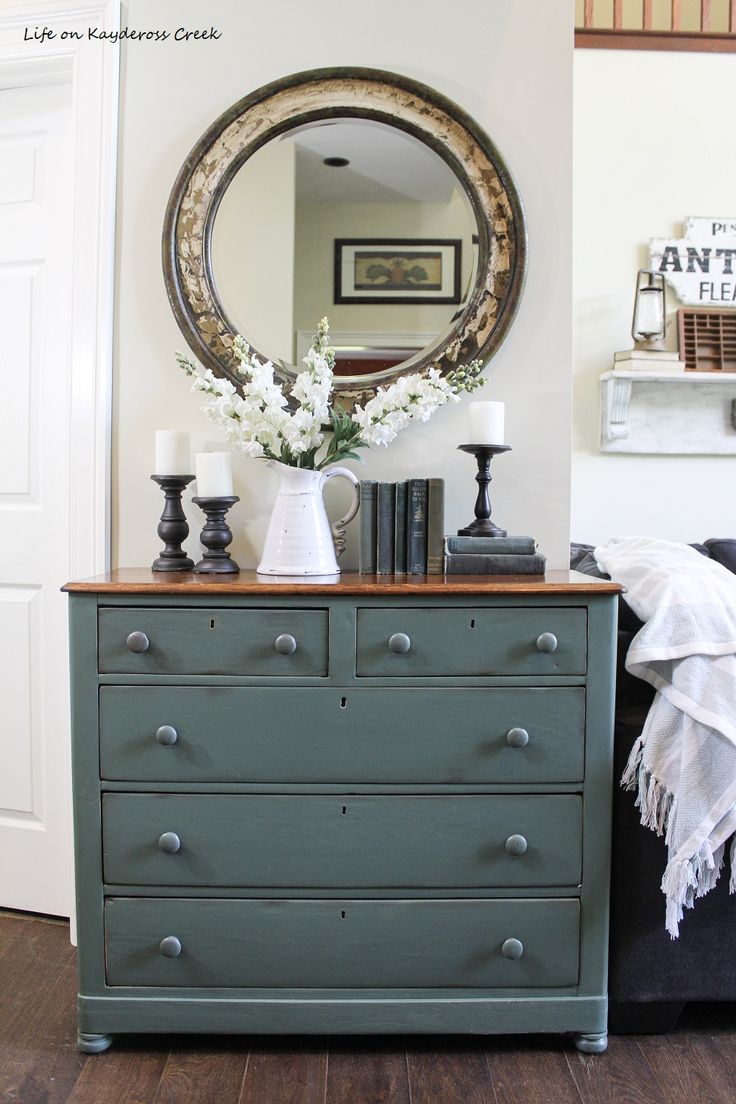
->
[65,569,619,1054]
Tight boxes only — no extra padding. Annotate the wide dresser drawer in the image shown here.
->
[104,897,580,988]
[102,794,582,888]
[99,686,585,784]
[98,608,328,676]
[356,607,587,677]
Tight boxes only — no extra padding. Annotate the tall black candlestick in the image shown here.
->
[457,444,511,537]
[151,475,195,572]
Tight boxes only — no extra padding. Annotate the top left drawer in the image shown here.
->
[98,608,328,676]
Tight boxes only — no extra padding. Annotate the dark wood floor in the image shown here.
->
[1,911,734,1104]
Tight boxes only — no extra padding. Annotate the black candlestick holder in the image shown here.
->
[192,496,240,574]
[457,443,511,537]
[151,475,196,572]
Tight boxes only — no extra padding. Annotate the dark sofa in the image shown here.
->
[571,539,736,1034]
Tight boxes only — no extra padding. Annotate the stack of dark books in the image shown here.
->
[443,534,546,575]
[359,479,445,574]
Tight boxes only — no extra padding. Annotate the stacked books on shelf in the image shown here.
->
[359,478,445,574]
[443,534,546,575]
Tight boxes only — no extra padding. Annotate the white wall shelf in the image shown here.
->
[600,370,736,454]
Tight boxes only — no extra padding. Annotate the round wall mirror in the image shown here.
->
[163,68,527,408]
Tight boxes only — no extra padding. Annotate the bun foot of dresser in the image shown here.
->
[573,1032,607,1055]
[77,1032,113,1054]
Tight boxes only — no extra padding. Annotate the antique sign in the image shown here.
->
[650,217,736,305]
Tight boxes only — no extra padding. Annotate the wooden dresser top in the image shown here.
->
[63,569,622,596]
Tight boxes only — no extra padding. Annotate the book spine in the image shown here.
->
[393,482,408,573]
[376,482,396,574]
[444,535,537,555]
[426,478,445,574]
[407,479,428,574]
[444,552,547,575]
[358,481,377,574]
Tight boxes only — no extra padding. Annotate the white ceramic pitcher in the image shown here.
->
[257,461,360,576]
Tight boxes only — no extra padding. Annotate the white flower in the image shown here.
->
[355,420,396,447]
[240,439,266,458]
[351,367,461,448]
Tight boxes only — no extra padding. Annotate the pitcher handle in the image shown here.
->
[322,467,360,559]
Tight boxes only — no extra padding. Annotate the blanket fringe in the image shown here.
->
[621,742,673,838]
[622,742,736,936]
[662,840,725,938]
[620,736,644,792]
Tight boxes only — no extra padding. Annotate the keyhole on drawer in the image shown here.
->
[470,619,476,628]
[341,806,347,815]
[209,619,215,630]
[340,697,347,709]
[341,911,346,919]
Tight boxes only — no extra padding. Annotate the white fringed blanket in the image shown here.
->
[595,537,736,937]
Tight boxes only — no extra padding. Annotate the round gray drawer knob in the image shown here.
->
[536,632,558,654]
[125,630,150,653]
[501,937,524,960]
[159,936,182,958]
[388,632,411,654]
[157,831,181,854]
[155,725,178,746]
[274,633,297,655]
[506,727,529,748]
[505,834,528,856]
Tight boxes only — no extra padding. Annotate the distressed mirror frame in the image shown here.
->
[162,67,528,409]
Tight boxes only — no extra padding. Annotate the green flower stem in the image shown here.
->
[316,430,364,469]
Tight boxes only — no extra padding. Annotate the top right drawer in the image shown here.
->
[356,607,587,677]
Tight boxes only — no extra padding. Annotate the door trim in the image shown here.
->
[0,0,119,577]
[0,1,119,925]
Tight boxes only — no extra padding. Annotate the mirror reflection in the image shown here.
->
[211,118,479,382]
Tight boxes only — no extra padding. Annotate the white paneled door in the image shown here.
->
[0,79,74,916]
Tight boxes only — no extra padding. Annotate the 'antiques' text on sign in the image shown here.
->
[650,218,736,305]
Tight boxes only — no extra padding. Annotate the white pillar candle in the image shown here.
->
[468,401,505,445]
[195,452,233,497]
[154,430,191,474]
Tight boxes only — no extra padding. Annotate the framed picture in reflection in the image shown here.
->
[334,238,462,305]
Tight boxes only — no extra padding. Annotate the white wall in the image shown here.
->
[114,0,573,570]
[573,49,736,546]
